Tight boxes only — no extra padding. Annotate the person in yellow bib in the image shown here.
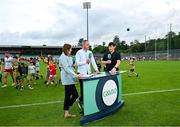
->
[128,57,139,77]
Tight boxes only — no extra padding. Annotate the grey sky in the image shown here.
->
[0,0,180,46]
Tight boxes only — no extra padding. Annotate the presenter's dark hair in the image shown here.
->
[62,44,72,56]
[108,42,116,47]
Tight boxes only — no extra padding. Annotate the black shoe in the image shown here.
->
[79,110,84,115]
[136,74,139,77]
[15,85,19,89]
[44,81,47,84]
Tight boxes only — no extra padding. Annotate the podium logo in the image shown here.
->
[102,80,117,106]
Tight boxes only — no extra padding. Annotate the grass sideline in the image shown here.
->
[0,60,180,126]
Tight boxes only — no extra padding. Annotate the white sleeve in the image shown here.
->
[75,51,86,66]
[60,56,77,76]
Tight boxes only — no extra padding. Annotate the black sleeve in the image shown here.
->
[103,54,107,61]
[117,53,121,61]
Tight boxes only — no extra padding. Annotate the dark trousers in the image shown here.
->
[0,73,2,83]
[64,85,79,110]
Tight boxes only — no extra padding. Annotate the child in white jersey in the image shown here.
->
[27,62,36,85]
[2,51,15,88]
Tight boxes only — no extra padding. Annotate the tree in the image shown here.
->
[89,45,93,51]
[92,31,180,54]
[113,35,120,45]
[78,38,84,47]
[102,42,106,47]
[93,45,108,53]
[129,40,145,52]
[120,40,129,52]
[113,35,121,52]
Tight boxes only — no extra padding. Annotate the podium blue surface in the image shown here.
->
[80,71,125,125]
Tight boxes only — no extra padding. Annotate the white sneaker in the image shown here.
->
[1,85,7,88]
[12,83,15,86]
[51,82,53,85]
[28,85,34,90]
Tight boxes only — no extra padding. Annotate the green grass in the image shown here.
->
[0,61,180,126]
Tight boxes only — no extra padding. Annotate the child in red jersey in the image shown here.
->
[47,60,57,86]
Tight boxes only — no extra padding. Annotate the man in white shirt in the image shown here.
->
[75,40,99,108]
[2,51,15,88]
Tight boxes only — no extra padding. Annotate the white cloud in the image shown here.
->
[0,0,180,46]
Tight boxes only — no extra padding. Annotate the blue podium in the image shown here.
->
[80,71,125,125]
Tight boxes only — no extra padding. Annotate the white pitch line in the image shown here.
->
[0,88,179,110]
[0,100,63,109]
[123,88,180,96]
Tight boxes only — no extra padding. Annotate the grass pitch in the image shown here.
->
[0,60,180,126]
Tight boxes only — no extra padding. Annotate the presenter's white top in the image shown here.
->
[75,49,98,74]
[4,57,13,70]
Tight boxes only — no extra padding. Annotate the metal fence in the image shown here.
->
[122,49,180,60]
[94,49,180,60]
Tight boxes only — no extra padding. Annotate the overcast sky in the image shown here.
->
[0,0,180,46]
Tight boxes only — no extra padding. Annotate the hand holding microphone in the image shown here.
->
[86,59,91,64]
[86,53,92,64]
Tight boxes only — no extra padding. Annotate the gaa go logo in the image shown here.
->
[102,80,118,106]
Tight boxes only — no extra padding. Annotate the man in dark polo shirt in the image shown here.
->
[102,42,121,72]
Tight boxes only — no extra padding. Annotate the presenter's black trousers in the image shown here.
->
[64,85,79,110]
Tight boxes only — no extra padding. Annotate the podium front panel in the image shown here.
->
[81,72,124,125]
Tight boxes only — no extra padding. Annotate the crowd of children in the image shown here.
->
[0,51,139,91]
[0,52,45,90]
[0,51,60,90]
